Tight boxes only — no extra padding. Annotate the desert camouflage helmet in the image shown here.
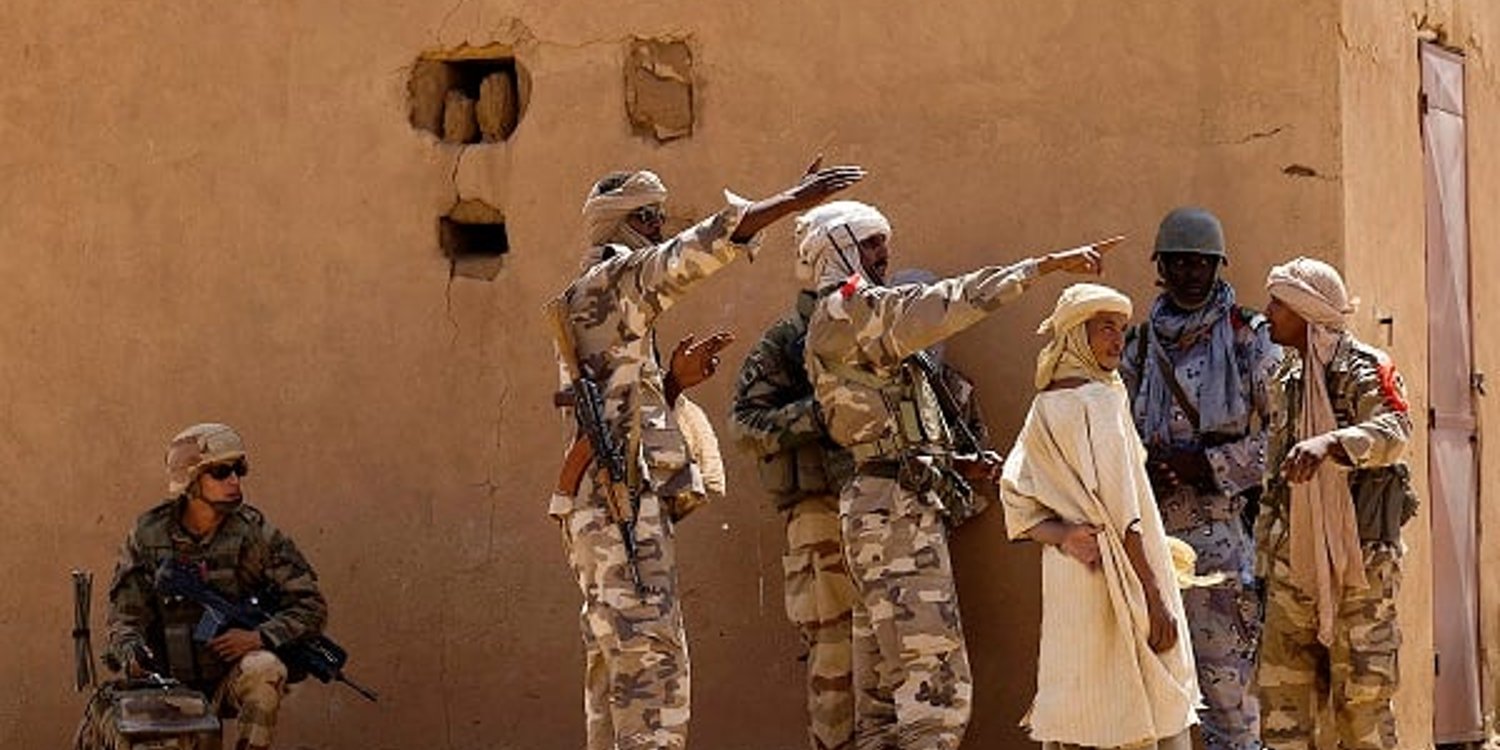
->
[1153,206,1227,262]
[165,423,247,497]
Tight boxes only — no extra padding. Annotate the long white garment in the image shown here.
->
[1001,381,1200,748]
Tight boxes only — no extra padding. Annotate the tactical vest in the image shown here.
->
[755,440,854,510]
[820,356,981,524]
[129,503,265,692]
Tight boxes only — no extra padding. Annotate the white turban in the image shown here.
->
[581,170,668,247]
[1266,255,1367,646]
[1034,283,1133,389]
[792,200,891,284]
[1265,256,1355,329]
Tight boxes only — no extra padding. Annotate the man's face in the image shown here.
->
[1158,252,1221,310]
[194,459,246,509]
[1086,312,1129,371]
[624,203,666,243]
[1264,296,1307,348]
[857,233,890,286]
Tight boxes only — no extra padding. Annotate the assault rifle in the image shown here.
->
[908,351,1001,525]
[545,298,646,594]
[154,559,378,702]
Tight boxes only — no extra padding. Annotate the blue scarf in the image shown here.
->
[1133,281,1248,446]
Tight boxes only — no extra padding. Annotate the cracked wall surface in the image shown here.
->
[0,1,1497,748]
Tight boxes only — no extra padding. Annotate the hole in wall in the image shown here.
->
[440,200,509,280]
[409,48,529,144]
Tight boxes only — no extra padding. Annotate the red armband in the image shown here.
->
[1376,361,1409,413]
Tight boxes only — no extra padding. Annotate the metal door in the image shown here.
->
[1420,40,1484,743]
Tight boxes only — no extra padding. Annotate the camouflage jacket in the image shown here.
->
[1120,301,1279,498]
[730,290,853,508]
[106,499,326,691]
[1262,333,1413,540]
[806,259,1036,459]
[552,202,758,507]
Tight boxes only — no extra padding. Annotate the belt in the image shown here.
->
[855,460,900,479]
[847,437,901,464]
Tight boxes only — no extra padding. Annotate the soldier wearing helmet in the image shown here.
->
[1120,208,1280,750]
[104,423,327,750]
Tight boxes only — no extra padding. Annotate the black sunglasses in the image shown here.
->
[203,460,248,481]
[629,204,665,223]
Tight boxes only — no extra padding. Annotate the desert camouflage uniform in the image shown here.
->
[1256,333,1412,750]
[806,259,1039,750]
[104,499,326,749]
[1121,302,1278,750]
[550,200,759,750]
[731,289,859,750]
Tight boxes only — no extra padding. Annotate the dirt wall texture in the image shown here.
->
[0,0,1491,748]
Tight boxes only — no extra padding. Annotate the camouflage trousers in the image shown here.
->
[783,494,858,750]
[555,487,690,750]
[840,473,972,750]
[1158,487,1262,750]
[1257,537,1401,750]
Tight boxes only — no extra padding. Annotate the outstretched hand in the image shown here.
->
[669,331,736,392]
[1038,235,1124,276]
[730,156,866,241]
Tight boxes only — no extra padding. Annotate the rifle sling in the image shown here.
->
[1154,349,1202,429]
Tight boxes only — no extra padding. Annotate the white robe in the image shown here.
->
[1001,381,1200,748]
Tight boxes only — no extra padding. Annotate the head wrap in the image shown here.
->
[1034,283,1133,389]
[1265,256,1366,646]
[792,201,891,286]
[581,170,668,253]
[1266,256,1355,329]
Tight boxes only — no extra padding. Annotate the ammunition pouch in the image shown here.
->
[898,454,982,528]
[1351,463,1418,545]
[1259,464,1417,546]
[757,441,854,510]
[854,453,982,528]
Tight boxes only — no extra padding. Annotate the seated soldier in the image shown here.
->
[103,423,327,750]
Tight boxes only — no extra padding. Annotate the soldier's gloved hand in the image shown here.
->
[209,628,264,663]
[954,451,1002,484]
[123,642,156,678]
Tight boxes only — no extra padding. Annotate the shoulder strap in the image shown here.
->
[1155,351,1201,428]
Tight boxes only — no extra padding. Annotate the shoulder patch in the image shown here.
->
[839,273,863,299]
[1376,359,1409,413]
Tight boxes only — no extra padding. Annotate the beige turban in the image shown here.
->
[793,200,891,285]
[1266,256,1367,646]
[581,170,668,247]
[1034,283,1133,389]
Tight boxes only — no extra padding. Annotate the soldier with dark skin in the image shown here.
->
[1255,258,1413,750]
[1120,208,1278,750]
[550,159,863,750]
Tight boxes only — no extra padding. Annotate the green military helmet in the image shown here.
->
[165,423,247,497]
[1153,206,1228,263]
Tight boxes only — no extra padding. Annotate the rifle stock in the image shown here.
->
[545,298,647,594]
